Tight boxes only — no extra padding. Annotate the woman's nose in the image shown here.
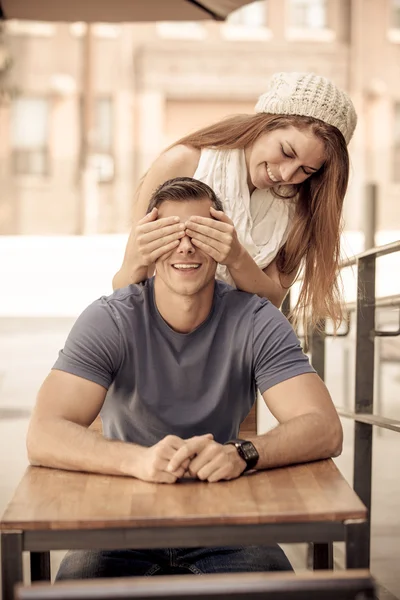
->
[280,163,298,183]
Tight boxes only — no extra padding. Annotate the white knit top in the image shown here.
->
[193,148,294,286]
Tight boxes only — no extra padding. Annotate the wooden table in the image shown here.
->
[1,459,367,600]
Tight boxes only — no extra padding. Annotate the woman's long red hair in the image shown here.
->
[170,113,349,331]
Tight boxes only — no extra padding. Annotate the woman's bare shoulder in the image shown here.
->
[155,144,201,177]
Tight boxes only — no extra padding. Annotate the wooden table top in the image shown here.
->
[0,459,366,531]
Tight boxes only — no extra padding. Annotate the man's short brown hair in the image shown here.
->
[147,177,223,214]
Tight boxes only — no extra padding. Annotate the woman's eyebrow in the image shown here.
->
[286,141,319,172]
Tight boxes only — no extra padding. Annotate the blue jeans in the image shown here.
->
[56,545,292,580]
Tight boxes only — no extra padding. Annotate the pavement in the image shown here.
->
[1,315,400,598]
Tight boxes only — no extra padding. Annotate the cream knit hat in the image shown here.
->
[255,72,357,144]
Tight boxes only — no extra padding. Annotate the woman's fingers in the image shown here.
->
[185,221,229,243]
[148,240,181,262]
[186,215,232,233]
[137,207,158,225]
[209,206,233,224]
[139,219,184,239]
[144,231,185,254]
[136,220,185,264]
[187,231,223,253]
[191,239,221,262]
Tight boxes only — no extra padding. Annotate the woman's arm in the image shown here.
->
[229,251,297,308]
[185,209,297,308]
[112,145,200,290]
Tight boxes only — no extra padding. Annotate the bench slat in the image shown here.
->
[15,571,376,600]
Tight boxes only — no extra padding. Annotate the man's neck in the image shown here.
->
[153,279,215,333]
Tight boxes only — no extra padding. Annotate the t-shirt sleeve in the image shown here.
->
[252,301,315,395]
[52,298,121,390]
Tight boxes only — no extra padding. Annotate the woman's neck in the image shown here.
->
[244,146,255,194]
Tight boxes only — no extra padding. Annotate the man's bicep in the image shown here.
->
[34,370,107,427]
[253,303,315,393]
[262,373,338,424]
[53,298,121,389]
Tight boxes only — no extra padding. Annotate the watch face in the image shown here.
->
[225,439,259,471]
[241,441,259,462]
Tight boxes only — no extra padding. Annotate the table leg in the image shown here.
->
[345,520,369,569]
[30,551,51,581]
[1,531,23,600]
[311,542,333,569]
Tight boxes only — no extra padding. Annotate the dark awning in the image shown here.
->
[0,0,260,22]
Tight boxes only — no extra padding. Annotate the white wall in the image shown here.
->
[0,231,399,317]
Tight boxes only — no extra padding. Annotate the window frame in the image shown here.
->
[285,0,335,42]
[10,95,51,178]
[80,95,115,184]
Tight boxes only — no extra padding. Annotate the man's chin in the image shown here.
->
[170,282,201,296]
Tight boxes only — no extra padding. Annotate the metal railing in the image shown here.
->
[306,239,400,568]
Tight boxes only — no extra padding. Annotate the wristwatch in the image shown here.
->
[224,439,259,472]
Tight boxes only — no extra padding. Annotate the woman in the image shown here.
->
[113,72,357,332]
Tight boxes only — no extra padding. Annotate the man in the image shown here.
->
[27,177,342,580]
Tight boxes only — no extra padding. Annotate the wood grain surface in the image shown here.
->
[1,459,366,531]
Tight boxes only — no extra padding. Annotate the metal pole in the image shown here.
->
[352,254,376,568]
[281,291,291,318]
[308,321,328,570]
[364,182,377,251]
[310,320,326,381]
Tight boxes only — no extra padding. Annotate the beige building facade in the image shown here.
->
[0,0,399,236]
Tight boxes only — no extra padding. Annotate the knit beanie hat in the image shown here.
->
[255,72,357,144]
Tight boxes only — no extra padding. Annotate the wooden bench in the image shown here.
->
[15,570,376,600]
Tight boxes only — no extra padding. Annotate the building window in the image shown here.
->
[286,0,334,41]
[388,0,400,42]
[222,1,270,40]
[393,103,400,182]
[288,0,326,29]
[11,97,50,176]
[94,97,113,153]
[228,0,268,27]
[392,0,400,28]
[81,96,114,183]
[69,22,121,39]
[5,20,55,37]
[155,22,207,40]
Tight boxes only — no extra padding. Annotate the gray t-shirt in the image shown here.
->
[53,278,314,446]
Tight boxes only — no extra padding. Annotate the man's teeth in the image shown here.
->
[267,164,279,183]
[173,264,200,270]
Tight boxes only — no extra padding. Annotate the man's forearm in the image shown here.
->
[252,412,343,471]
[27,417,144,478]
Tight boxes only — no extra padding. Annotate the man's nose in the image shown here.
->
[177,233,195,253]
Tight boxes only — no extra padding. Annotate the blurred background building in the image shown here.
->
[0,0,399,237]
